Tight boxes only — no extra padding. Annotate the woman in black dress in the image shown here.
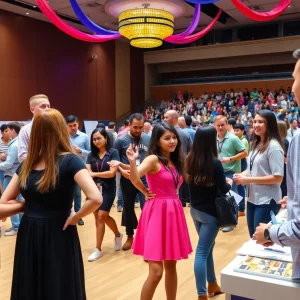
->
[86,128,122,262]
[0,108,102,300]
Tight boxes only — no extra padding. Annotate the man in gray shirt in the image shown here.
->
[164,110,193,206]
[254,49,300,280]
[164,110,192,156]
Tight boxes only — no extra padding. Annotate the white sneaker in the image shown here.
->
[5,227,13,232]
[5,229,18,236]
[88,248,102,262]
[114,233,123,251]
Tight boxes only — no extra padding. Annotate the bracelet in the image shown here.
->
[230,157,232,161]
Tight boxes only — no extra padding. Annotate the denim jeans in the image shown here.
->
[190,208,219,296]
[247,199,281,237]
[117,185,123,207]
[0,170,4,191]
[74,183,82,213]
[3,176,23,231]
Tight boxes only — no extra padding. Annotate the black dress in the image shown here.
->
[11,154,86,300]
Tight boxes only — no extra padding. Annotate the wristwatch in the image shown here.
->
[264,228,272,242]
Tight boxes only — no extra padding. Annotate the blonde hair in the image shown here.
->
[19,109,73,193]
[277,120,287,139]
[29,94,49,107]
[214,115,228,123]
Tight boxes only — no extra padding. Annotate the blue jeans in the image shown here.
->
[0,170,4,191]
[3,176,23,231]
[117,185,123,207]
[247,199,281,237]
[74,184,82,213]
[190,208,219,296]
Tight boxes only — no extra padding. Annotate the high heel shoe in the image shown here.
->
[198,295,208,300]
[208,281,223,298]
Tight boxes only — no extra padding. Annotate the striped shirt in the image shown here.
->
[0,137,20,176]
[270,131,300,279]
[0,139,10,154]
[247,140,284,205]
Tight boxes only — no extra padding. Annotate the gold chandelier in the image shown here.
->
[119,8,174,48]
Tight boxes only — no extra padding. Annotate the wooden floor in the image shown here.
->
[0,205,249,300]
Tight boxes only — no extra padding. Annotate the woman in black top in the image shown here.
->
[185,126,232,300]
[0,109,102,300]
[86,128,123,262]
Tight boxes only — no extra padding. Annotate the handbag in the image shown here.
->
[215,190,239,228]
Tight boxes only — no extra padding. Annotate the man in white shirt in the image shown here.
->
[66,115,90,226]
[287,119,299,141]
[18,94,50,162]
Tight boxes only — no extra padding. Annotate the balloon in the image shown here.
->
[231,0,292,22]
[35,0,121,42]
[165,9,222,44]
[69,0,119,35]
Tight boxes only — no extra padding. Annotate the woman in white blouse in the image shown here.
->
[234,110,284,237]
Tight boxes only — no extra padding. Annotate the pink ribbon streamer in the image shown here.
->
[165,9,222,44]
[35,0,121,42]
[231,0,292,22]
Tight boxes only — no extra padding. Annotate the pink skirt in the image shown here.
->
[132,196,193,261]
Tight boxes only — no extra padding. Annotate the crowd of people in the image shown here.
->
[143,85,299,140]
[1,49,300,300]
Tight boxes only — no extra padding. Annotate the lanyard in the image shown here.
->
[131,136,142,150]
[249,149,259,173]
[96,152,107,172]
[165,165,180,194]
[217,138,226,154]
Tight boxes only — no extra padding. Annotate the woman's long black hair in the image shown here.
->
[90,128,111,160]
[147,123,184,174]
[251,110,283,153]
[185,126,218,186]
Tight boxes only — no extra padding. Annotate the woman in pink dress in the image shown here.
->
[126,123,192,300]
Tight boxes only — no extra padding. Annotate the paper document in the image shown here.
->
[228,190,243,205]
[236,239,292,262]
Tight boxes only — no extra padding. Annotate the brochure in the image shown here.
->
[234,256,293,282]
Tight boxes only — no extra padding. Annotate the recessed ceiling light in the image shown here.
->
[26,12,29,15]
[33,5,36,8]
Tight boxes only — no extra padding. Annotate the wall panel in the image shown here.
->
[0,10,115,121]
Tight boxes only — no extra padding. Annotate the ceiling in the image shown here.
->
[0,0,299,34]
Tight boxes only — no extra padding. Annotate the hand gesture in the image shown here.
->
[278,196,288,209]
[63,210,78,230]
[107,160,121,168]
[220,157,231,164]
[144,189,156,200]
[126,144,139,163]
[233,173,249,186]
[0,153,7,161]
[73,145,81,154]
[120,169,130,179]
[89,171,96,178]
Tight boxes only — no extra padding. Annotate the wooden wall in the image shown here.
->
[0,9,116,121]
[150,79,294,101]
